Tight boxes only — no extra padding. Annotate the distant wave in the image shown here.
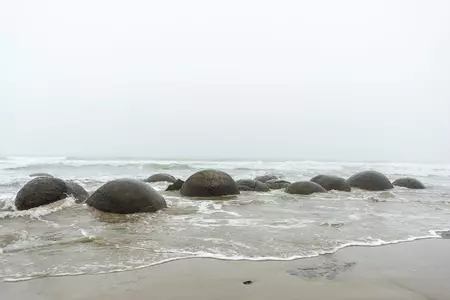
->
[3,162,193,171]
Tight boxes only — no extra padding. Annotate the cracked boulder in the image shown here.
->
[144,173,177,183]
[180,170,240,197]
[236,179,270,192]
[15,177,69,210]
[348,170,393,191]
[393,177,425,189]
[310,175,351,192]
[285,181,327,195]
[86,179,167,214]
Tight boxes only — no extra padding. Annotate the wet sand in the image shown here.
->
[2,239,449,300]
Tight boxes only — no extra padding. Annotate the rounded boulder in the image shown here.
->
[166,179,185,191]
[310,175,351,192]
[285,181,327,195]
[29,173,53,178]
[236,179,270,192]
[86,179,167,214]
[144,173,177,183]
[65,180,90,203]
[180,170,240,197]
[15,177,68,210]
[265,179,291,190]
[393,178,425,189]
[254,174,278,183]
[348,171,393,191]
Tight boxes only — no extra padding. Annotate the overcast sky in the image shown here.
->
[1,0,449,162]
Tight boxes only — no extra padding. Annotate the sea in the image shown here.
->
[0,156,449,282]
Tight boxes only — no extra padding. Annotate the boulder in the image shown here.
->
[310,175,351,192]
[348,171,393,191]
[265,179,291,190]
[65,180,90,203]
[29,173,53,178]
[236,179,270,192]
[285,181,327,195]
[166,179,185,191]
[15,177,68,210]
[393,178,425,189]
[86,179,167,214]
[254,174,278,183]
[180,170,240,197]
[144,173,177,183]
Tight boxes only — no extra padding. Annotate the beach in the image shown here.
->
[2,239,449,300]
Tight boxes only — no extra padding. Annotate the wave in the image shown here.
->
[3,162,193,171]
[0,197,77,220]
[2,231,443,282]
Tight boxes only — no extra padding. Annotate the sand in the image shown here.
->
[1,239,449,300]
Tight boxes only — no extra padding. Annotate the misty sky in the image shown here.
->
[1,0,449,162]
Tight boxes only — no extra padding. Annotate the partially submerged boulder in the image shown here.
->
[86,179,167,214]
[15,177,68,210]
[348,171,393,191]
[144,173,177,183]
[393,178,425,189]
[236,179,270,192]
[166,179,185,191]
[310,175,351,192]
[265,179,291,190]
[29,173,53,178]
[254,174,278,183]
[65,180,90,203]
[180,170,240,197]
[285,181,327,195]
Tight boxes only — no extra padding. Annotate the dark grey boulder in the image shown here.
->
[254,174,278,183]
[310,175,351,192]
[265,179,291,190]
[166,179,185,191]
[65,181,90,203]
[285,181,327,195]
[180,170,240,197]
[144,173,177,183]
[86,179,167,214]
[29,173,53,178]
[348,171,393,191]
[393,177,425,189]
[236,179,270,192]
[15,177,68,210]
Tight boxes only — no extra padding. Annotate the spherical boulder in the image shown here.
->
[65,180,90,203]
[236,179,270,192]
[310,175,351,192]
[265,179,291,190]
[15,177,68,210]
[166,179,185,191]
[86,179,167,214]
[144,173,177,183]
[29,173,53,178]
[347,171,393,191]
[393,177,425,189]
[285,181,327,195]
[254,174,278,183]
[180,170,240,197]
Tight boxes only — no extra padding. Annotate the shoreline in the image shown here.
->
[2,238,450,300]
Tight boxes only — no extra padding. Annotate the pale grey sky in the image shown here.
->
[1,0,450,162]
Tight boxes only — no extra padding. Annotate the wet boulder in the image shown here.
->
[180,170,240,197]
[236,179,270,192]
[166,179,185,191]
[285,181,327,195]
[29,173,53,178]
[15,177,68,210]
[393,177,425,189]
[254,174,278,183]
[144,173,177,183]
[310,175,351,192]
[86,179,167,214]
[348,171,393,191]
[265,179,291,190]
[65,180,90,203]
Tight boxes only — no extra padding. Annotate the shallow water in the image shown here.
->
[0,157,449,281]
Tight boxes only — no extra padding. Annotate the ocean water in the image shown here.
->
[0,156,449,282]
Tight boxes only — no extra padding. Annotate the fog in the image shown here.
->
[1,0,450,162]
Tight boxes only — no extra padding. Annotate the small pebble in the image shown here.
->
[243,280,253,285]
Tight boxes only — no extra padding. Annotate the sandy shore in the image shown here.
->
[2,238,449,300]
